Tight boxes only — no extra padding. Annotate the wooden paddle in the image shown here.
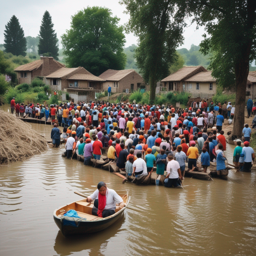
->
[114,173,127,183]
[74,191,89,198]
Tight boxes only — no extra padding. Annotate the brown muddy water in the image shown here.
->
[0,106,256,255]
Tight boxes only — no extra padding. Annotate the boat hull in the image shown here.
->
[54,211,124,236]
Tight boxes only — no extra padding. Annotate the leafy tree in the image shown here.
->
[0,75,9,95]
[124,44,138,71]
[169,52,185,74]
[4,15,26,56]
[0,50,17,84]
[38,11,59,60]
[187,54,199,66]
[62,7,126,76]
[26,36,39,54]
[195,0,256,136]
[121,0,184,103]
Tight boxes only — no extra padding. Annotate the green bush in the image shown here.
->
[129,90,143,103]
[212,93,236,104]
[5,87,17,103]
[43,85,51,93]
[37,92,48,102]
[66,92,69,100]
[117,94,123,102]
[48,94,59,104]
[0,75,8,95]
[33,86,42,92]
[16,83,30,92]
[104,91,108,96]
[31,78,45,87]
[15,94,25,103]
[24,94,37,104]
[140,91,150,104]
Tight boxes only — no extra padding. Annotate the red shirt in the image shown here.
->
[100,122,105,130]
[10,99,15,107]
[93,140,102,155]
[15,104,20,111]
[115,144,122,157]
[192,117,197,126]
[181,143,189,155]
[217,134,226,151]
[77,117,82,122]
[51,108,56,115]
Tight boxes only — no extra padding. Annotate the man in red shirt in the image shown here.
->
[15,103,20,117]
[217,130,226,151]
[144,114,151,133]
[50,106,56,122]
[92,137,103,160]
[115,139,122,160]
[10,97,15,114]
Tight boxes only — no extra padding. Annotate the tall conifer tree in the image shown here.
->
[38,11,59,59]
[4,15,26,56]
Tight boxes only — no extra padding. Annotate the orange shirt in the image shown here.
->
[62,109,69,118]
[144,118,151,130]
[217,134,226,151]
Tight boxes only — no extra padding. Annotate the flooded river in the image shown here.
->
[0,106,256,255]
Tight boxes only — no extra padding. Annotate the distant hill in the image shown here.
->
[123,44,139,73]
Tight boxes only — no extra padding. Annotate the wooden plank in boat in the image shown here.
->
[76,211,102,220]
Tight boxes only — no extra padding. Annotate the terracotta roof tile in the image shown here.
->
[161,66,207,82]
[99,69,135,81]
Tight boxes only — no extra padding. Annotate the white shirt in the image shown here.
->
[166,160,180,179]
[171,117,176,129]
[197,117,204,126]
[89,188,123,210]
[133,158,147,175]
[80,109,85,117]
[65,137,75,150]
[125,138,133,147]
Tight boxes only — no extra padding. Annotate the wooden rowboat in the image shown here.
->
[53,192,130,236]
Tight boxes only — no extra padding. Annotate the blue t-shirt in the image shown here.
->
[247,99,253,109]
[174,137,181,147]
[242,127,251,137]
[141,119,145,128]
[214,106,219,111]
[242,147,254,162]
[183,120,189,126]
[201,152,210,166]
[145,154,156,168]
[187,121,194,128]
[216,115,224,126]
[147,136,156,149]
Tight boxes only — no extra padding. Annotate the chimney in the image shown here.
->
[40,56,53,76]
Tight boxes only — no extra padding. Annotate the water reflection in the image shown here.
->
[54,215,125,256]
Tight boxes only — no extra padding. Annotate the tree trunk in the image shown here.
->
[149,77,156,104]
[232,61,249,137]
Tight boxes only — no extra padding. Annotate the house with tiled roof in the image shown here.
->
[46,66,105,103]
[14,57,64,84]
[99,69,147,93]
[246,71,256,98]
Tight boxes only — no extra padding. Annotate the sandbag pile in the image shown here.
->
[0,110,47,164]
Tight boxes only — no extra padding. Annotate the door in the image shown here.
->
[131,84,134,92]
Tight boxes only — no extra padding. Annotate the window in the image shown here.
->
[209,83,213,90]
[74,81,78,87]
[137,83,141,88]
[53,79,57,85]
[89,82,93,87]
[114,82,118,87]
[21,72,23,78]
[24,72,27,77]
[169,82,173,91]
[196,83,200,90]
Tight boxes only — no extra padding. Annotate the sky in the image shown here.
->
[0,0,206,50]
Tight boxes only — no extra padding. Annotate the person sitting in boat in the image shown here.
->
[216,144,226,176]
[87,182,125,218]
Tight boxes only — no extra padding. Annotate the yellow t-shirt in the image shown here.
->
[127,121,134,133]
[62,109,69,118]
[187,147,198,159]
[113,122,118,127]
[107,146,116,159]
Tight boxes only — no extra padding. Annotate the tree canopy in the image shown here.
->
[121,0,184,103]
[62,7,126,76]
[26,36,39,54]
[38,11,59,60]
[169,52,185,74]
[4,15,26,56]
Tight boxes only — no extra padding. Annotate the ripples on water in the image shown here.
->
[0,107,256,255]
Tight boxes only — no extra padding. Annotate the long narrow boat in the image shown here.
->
[53,192,130,236]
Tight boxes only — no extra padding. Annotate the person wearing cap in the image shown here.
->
[84,138,93,165]
[65,131,76,159]
[164,154,182,188]
[145,148,156,173]
[187,141,199,172]
[241,141,255,172]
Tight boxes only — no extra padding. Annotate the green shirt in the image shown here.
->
[78,143,85,155]
[233,146,242,157]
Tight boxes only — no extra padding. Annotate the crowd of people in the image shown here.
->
[9,97,256,186]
